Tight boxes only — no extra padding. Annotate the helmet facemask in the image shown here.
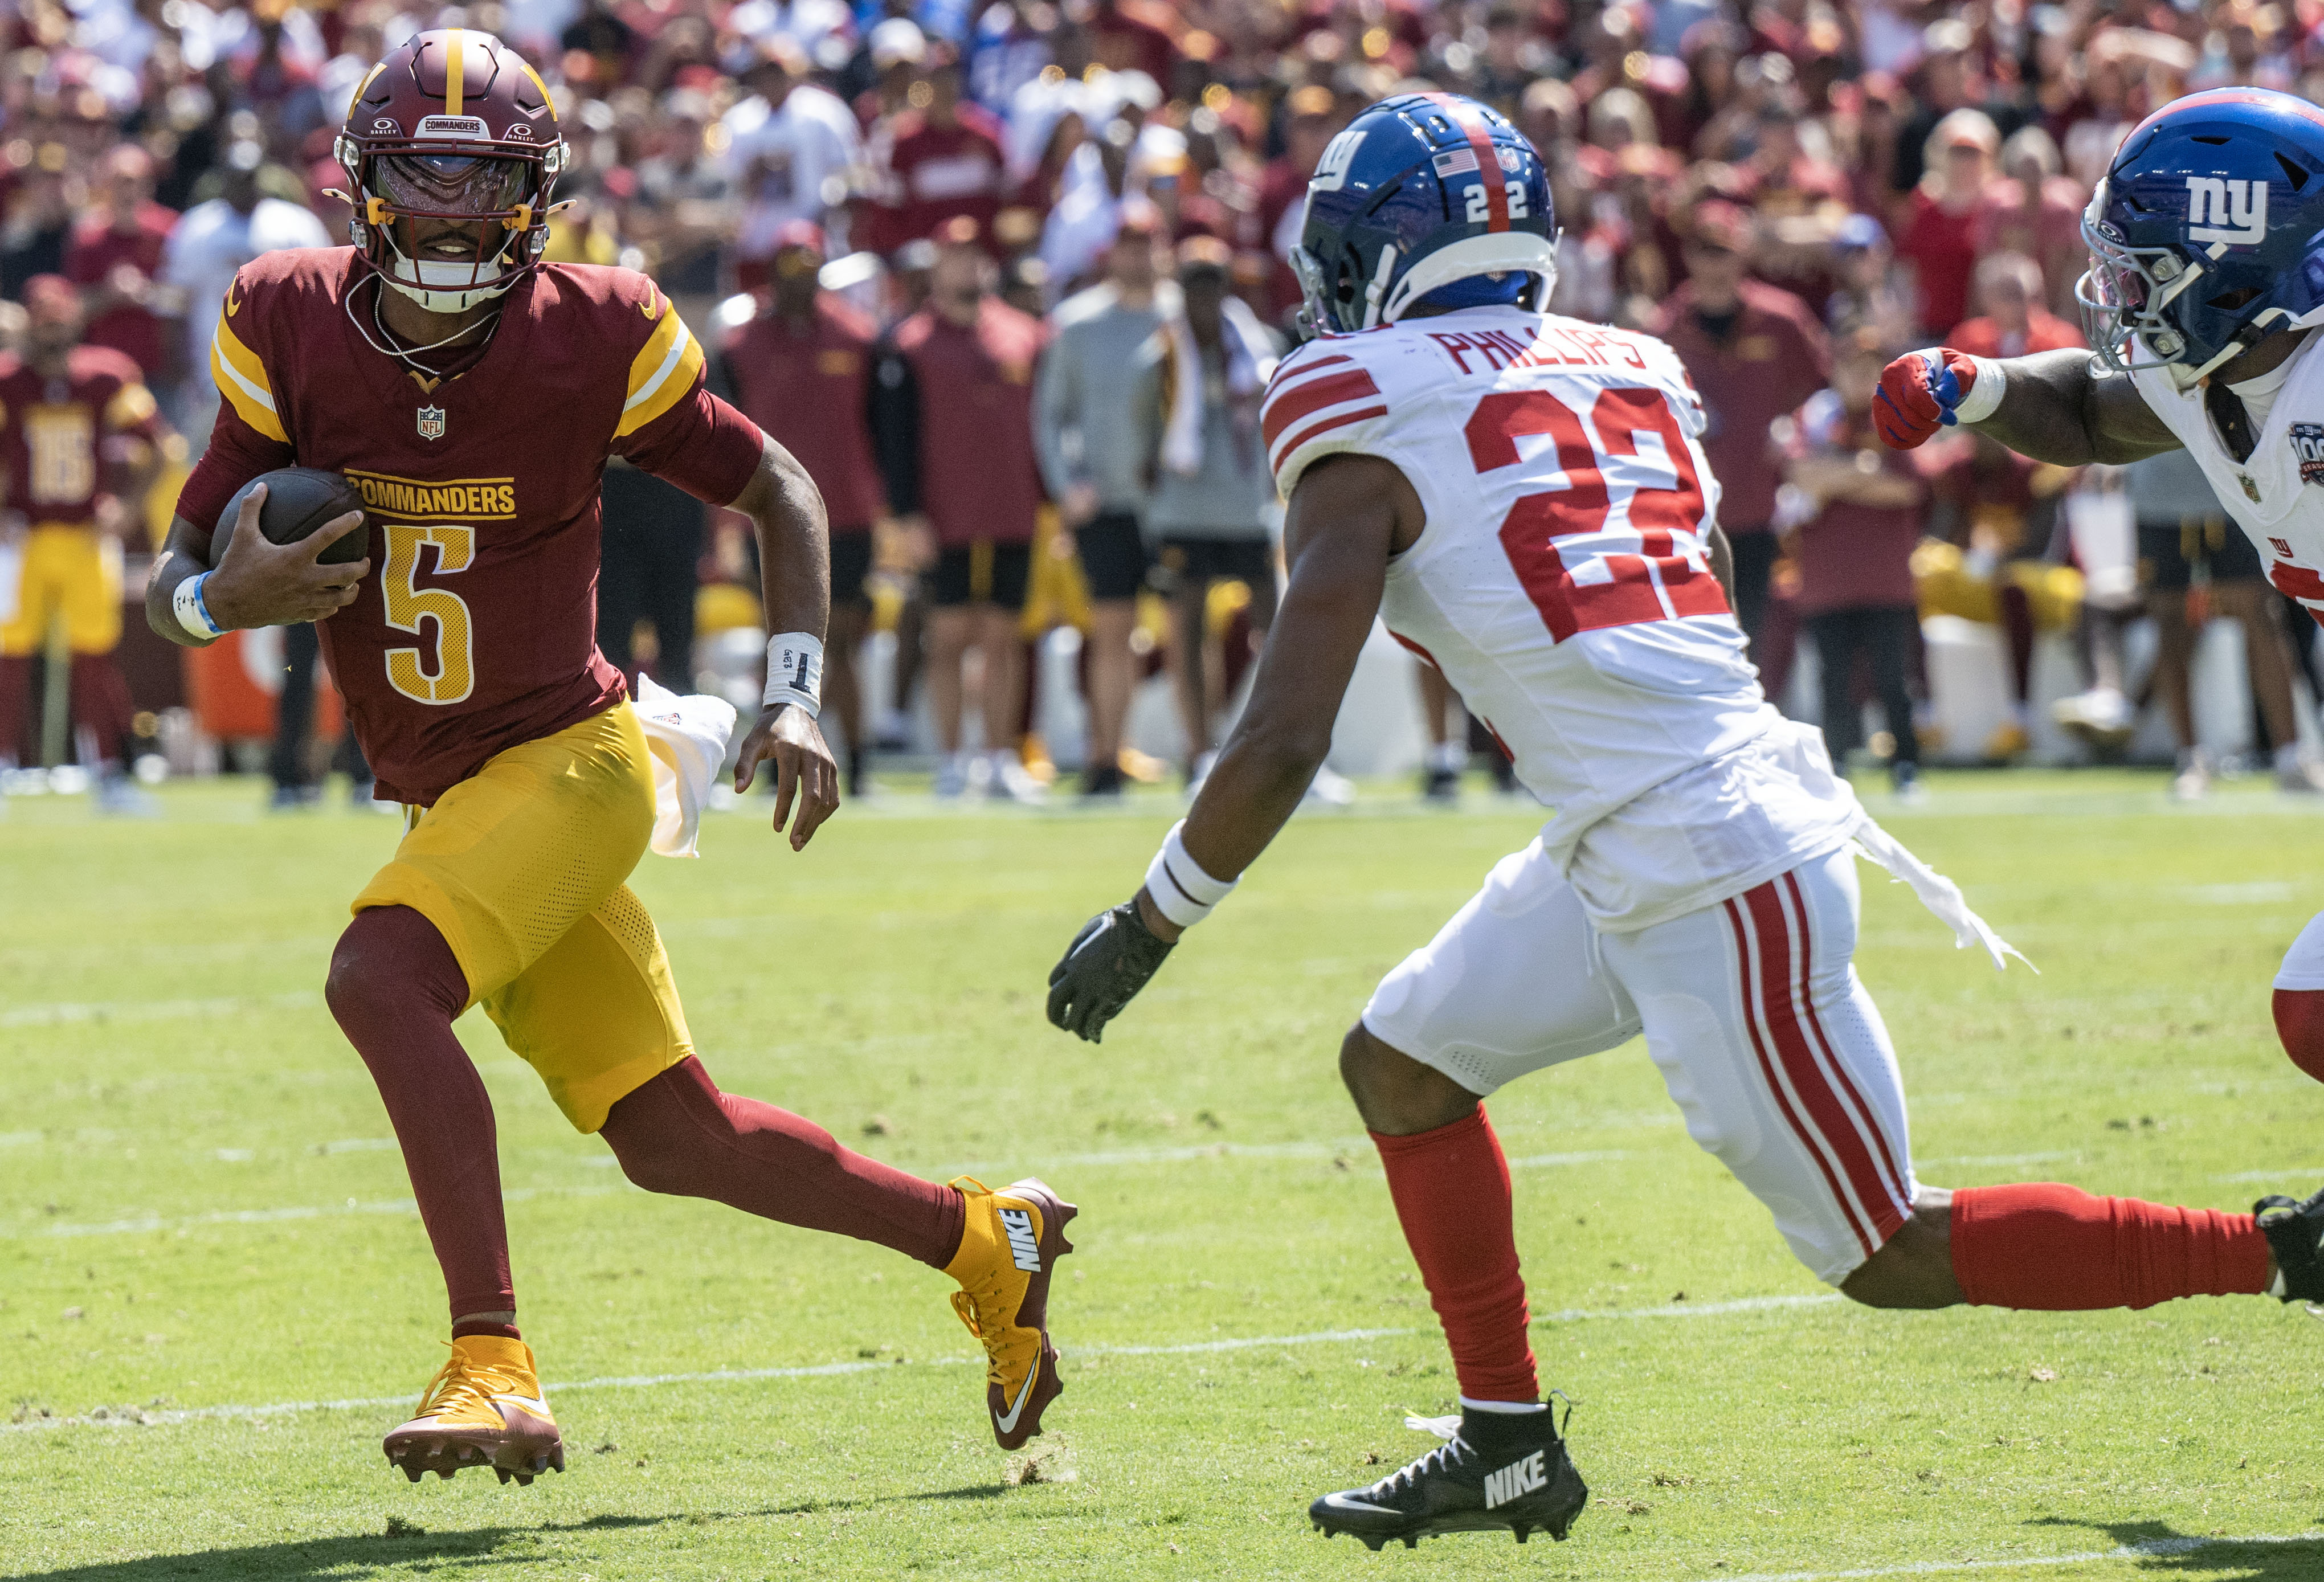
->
[2076,203,2210,386]
[342,140,560,313]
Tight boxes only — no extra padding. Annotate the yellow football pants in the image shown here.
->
[352,701,694,1133]
[1912,541,2085,632]
[0,526,122,656]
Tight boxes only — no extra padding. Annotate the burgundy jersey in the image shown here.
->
[718,295,885,533]
[0,344,162,529]
[177,248,764,806]
[892,297,1045,547]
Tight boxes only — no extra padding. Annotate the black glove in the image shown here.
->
[1047,898,1175,1043]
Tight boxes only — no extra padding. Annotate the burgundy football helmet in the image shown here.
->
[335,28,569,312]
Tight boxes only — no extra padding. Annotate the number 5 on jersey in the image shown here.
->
[1467,385,1727,641]
[381,522,475,704]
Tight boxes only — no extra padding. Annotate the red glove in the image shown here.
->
[1874,347,1979,450]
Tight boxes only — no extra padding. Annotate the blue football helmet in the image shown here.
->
[1292,92,1557,335]
[2080,87,2324,387]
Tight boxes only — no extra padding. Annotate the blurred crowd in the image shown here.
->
[12,0,2324,802]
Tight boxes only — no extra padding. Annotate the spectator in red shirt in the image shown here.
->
[864,48,1010,255]
[1974,126,2086,320]
[1652,201,1831,660]
[1255,85,1341,322]
[64,145,177,387]
[1088,0,1180,81]
[873,222,1049,801]
[1944,252,2083,359]
[713,222,888,797]
[1894,108,2000,338]
[1783,329,1931,800]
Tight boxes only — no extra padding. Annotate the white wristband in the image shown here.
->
[172,571,224,640]
[763,632,824,717]
[1143,819,1238,929]
[1952,355,2007,424]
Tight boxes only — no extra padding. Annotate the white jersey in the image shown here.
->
[1263,304,1864,927]
[2132,342,2324,622]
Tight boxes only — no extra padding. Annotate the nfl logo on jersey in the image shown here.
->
[416,406,447,441]
[2292,423,2324,486]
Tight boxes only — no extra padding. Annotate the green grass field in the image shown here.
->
[6,769,2324,1581]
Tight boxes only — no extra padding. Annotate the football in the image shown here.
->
[216,467,371,568]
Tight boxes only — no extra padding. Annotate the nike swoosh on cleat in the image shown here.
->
[993,1356,1042,1435]
[1320,1494,1395,1514]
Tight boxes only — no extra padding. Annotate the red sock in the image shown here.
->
[325,905,514,1322]
[0,654,31,765]
[2276,988,2324,1084]
[599,1057,966,1269]
[1951,1183,2269,1310]
[68,655,135,771]
[1371,1109,1537,1404]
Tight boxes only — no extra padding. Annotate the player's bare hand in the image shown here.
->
[202,485,372,629]
[733,702,839,850]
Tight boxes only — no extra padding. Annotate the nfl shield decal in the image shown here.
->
[417,405,447,441]
[2293,423,2324,487]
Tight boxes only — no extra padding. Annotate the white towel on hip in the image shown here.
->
[632,673,737,859]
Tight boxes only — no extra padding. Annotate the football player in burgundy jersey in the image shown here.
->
[709,220,886,796]
[144,29,1075,1483]
[0,275,170,807]
[1050,92,2324,1550]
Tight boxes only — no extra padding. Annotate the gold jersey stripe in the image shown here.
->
[210,318,286,443]
[614,303,702,438]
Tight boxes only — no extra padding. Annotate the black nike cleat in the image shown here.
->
[2256,1187,2324,1301]
[1310,1405,1587,1550]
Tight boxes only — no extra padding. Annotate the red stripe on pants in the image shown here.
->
[1778,871,1912,1213]
[1723,894,1873,1257]
[1739,880,1909,1246]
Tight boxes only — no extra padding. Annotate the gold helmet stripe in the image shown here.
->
[444,28,465,116]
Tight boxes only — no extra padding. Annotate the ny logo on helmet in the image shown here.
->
[2187,176,2268,246]
[1310,129,1364,193]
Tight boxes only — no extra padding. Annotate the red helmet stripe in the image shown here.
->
[1425,93,1507,233]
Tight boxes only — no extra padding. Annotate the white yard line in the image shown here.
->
[0,991,320,1029]
[7,1143,1647,1238]
[0,1293,1841,1435]
[1710,1531,2323,1582]
[7,1185,622,1240]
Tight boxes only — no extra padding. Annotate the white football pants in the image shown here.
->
[1363,841,1919,1285]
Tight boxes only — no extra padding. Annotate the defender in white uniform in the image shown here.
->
[1054,90,2324,1555]
[1880,85,2324,1123]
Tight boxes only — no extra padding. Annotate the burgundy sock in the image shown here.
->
[325,905,514,1322]
[67,655,135,770]
[0,654,30,765]
[1951,1183,2270,1310]
[1371,1108,1538,1404]
[2276,988,2324,1084]
[599,1056,966,1269]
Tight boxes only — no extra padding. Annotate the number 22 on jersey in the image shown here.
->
[381,522,475,704]
[1465,384,1727,641]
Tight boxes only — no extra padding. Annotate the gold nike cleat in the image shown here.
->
[946,1176,1077,1450]
[382,1334,566,1486]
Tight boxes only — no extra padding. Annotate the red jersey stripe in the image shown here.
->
[1723,894,1877,1259]
[1271,404,1388,473]
[1261,366,1382,451]
[1779,869,1912,1209]
[1740,881,1909,1245]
